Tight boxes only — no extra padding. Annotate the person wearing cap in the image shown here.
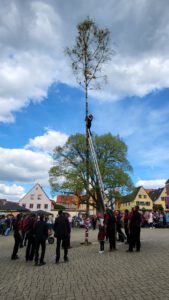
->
[54,210,70,264]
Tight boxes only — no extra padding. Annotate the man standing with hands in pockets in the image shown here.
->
[54,210,70,264]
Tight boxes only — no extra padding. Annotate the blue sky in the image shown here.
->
[0,0,169,200]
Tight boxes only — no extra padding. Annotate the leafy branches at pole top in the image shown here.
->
[65,17,113,91]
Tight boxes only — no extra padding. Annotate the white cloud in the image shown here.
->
[0,0,72,123]
[1,0,169,122]
[136,179,166,189]
[25,129,68,152]
[0,183,25,201]
[0,129,69,199]
[0,147,52,184]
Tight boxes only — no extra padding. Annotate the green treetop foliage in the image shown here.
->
[49,133,133,209]
[65,17,112,91]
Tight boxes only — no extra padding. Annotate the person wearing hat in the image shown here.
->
[54,210,70,264]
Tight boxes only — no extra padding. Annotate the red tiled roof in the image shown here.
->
[57,195,78,204]
[144,189,156,194]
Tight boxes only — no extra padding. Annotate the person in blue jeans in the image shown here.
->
[5,216,11,236]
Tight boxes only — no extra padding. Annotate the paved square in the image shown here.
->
[0,228,169,300]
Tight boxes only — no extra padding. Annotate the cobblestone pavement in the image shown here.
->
[1,228,169,300]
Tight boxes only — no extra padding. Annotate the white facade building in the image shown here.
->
[19,183,52,212]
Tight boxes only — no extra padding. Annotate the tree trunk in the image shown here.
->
[96,186,105,216]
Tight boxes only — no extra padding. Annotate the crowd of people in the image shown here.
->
[1,207,168,266]
[2,211,71,266]
[97,208,169,254]
[97,206,141,254]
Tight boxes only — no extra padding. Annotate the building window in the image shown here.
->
[30,194,34,200]
[138,195,142,198]
[29,204,33,209]
[144,195,147,198]
[37,204,41,209]
[146,202,150,206]
[44,204,48,209]
[22,204,26,208]
[37,194,42,200]
[136,201,139,205]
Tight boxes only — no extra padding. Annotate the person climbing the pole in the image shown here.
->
[86,114,93,132]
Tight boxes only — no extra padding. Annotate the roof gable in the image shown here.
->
[19,183,50,203]
[148,187,165,202]
[120,186,151,204]
[120,187,141,204]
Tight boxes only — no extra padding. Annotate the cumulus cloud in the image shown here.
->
[136,179,166,189]
[0,147,52,184]
[25,129,68,152]
[1,0,169,122]
[0,183,25,201]
[0,0,72,123]
[0,129,69,199]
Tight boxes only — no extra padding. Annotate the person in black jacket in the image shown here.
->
[54,210,70,263]
[127,205,141,252]
[25,214,36,261]
[11,214,22,260]
[86,114,93,131]
[34,214,48,266]
[104,209,117,251]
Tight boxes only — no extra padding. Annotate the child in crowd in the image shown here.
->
[98,218,106,254]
